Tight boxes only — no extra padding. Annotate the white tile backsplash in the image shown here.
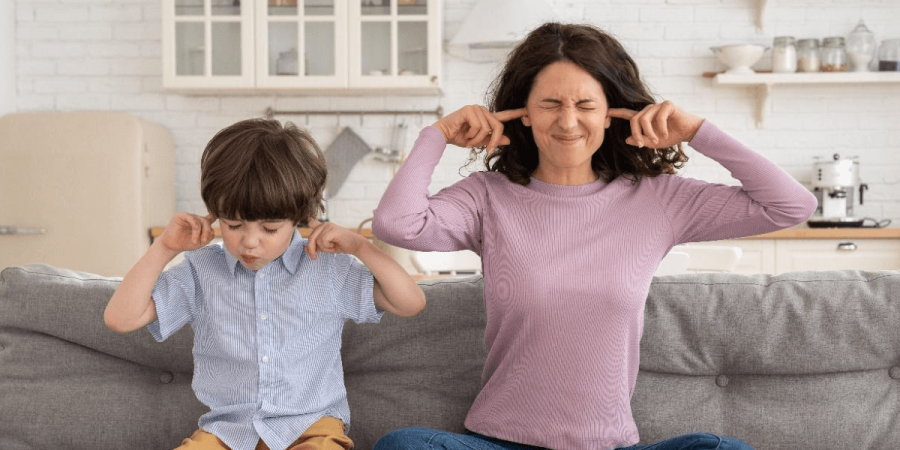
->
[10,0,900,228]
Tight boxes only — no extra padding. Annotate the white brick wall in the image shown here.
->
[12,0,900,228]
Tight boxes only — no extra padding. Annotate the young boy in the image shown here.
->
[104,118,426,450]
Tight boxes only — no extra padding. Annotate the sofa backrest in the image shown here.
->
[341,276,487,449]
[2,264,899,450]
[0,264,205,450]
[635,271,900,449]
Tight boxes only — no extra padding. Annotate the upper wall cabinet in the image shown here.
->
[163,0,255,89]
[162,0,442,93]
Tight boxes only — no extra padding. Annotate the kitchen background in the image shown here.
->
[4,0,900,229]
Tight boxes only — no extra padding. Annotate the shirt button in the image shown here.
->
[258,273,265,278]
[262,356,269,363]
[260,314,268,321]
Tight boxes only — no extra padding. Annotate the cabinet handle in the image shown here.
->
[0,225,46,235]
[837,242,857,251]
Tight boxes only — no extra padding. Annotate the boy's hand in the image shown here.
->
[156,212,216,255]
[305,219,367,260]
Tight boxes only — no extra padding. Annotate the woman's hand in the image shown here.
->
[305,219,368,260]
[432,105,527,153]
[607,101,704,149]
[156,212,216,256]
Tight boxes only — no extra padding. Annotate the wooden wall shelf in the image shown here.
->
[703,71,900,126]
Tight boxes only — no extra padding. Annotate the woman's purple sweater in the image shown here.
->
[372,121,817,450]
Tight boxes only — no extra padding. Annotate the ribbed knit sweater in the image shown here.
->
[372,121,817,450]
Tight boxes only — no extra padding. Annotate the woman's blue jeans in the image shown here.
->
[372,427,754,450]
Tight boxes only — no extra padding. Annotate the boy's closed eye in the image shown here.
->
[221,219,287,234]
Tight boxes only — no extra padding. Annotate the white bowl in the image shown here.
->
[710,44,767,75]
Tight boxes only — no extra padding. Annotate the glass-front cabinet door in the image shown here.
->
[163,0,441,91]
[163,0,255,89]
[255,0,347,88]
[349,0,440,89]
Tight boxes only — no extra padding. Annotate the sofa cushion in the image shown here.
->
[341,276,487,450]
[634,270,900,449]
[0,264,206,450]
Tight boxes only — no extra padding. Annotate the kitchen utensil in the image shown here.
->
[808,153,870,228]
[710,44,767,75]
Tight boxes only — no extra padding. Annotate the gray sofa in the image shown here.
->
[1,264,898,450]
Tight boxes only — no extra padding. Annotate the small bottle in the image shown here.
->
[797,39,821,72]
[771,36,797,73]
[821,37,848,72]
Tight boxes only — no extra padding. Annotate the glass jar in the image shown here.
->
[276,49,298,75]
[821,37,848,72]
[879,38,900,71]
[846,20,875,72]
[797,38,820,72]
[771,36,797,73]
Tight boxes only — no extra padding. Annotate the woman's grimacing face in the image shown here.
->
[219,218,295,271]
[522,60,612,184]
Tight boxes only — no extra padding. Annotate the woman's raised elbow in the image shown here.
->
[773,189,818,227]
[794,189,819,223]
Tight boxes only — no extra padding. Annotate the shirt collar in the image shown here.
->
[279,230,306,275]
[222,230,306,277]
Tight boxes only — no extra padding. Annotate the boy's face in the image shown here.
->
[219,218,295,271]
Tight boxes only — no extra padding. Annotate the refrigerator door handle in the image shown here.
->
[0,225,46,235]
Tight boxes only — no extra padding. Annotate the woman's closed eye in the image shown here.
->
[539,100,562,111]
[264,227,279,234]
[538,100,598,111]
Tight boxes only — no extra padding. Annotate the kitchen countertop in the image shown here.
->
[744,224,900,239]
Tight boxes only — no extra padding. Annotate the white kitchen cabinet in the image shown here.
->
[162,0,256,89]
[773,239,900,273]
[695,238,900,274]
[162,0,441,92]
[686,240,776,275]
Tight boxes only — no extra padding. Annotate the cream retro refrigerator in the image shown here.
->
[0,112,175,277]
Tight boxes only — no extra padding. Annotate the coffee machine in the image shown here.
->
[808,153,869,228]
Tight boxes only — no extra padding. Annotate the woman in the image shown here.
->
[372,22,816,450]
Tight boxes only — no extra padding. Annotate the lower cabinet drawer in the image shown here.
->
[774,239,900,274]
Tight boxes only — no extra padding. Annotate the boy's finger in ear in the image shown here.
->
[305,240,318,260]
[305,225,324,259]
[188,215,202,244]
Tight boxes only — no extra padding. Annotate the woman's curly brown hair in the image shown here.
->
[482,22,688,185]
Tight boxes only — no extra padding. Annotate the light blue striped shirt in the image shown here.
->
[149,231,380,450]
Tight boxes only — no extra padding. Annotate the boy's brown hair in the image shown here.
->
[200,118,327,227]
